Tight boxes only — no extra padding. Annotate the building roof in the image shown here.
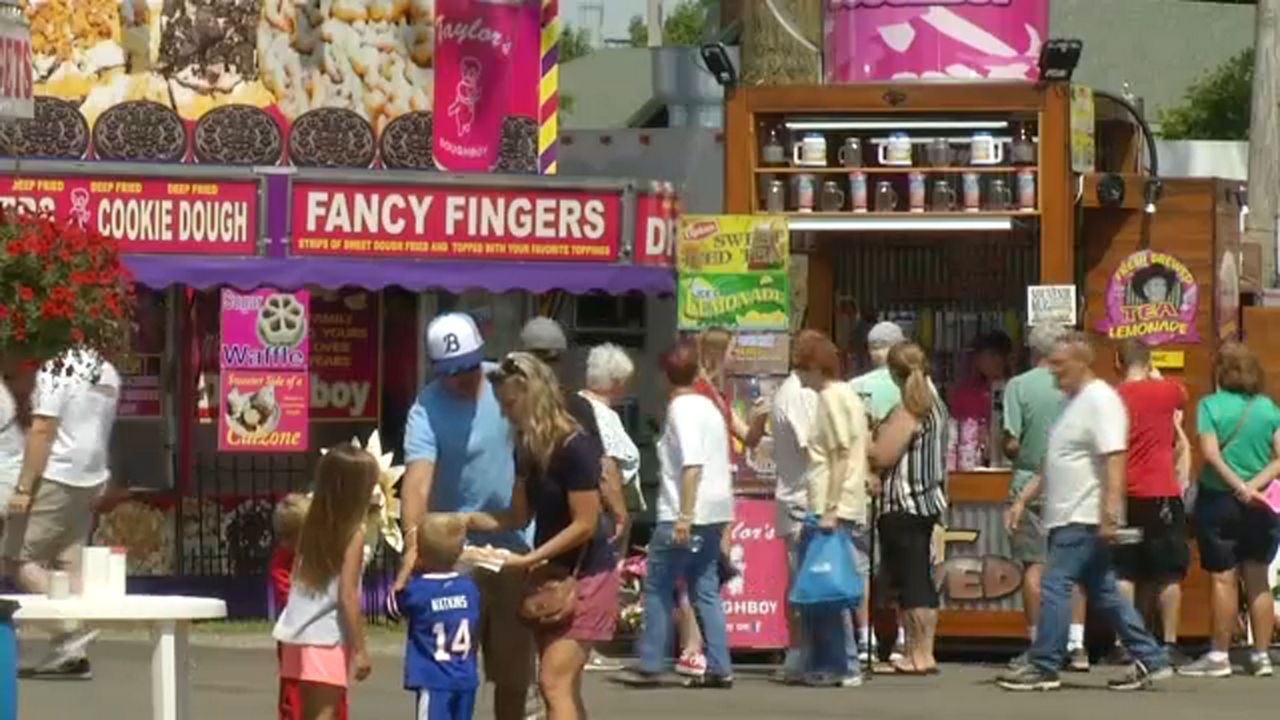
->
[561,48,660,130]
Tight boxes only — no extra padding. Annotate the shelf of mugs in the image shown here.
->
[754,166,1035,174]
[773,211,1039,233]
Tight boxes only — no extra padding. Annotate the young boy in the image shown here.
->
[270,493,349,720]
[397,513,480,720]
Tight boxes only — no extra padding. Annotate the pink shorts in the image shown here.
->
[279,642,351,688]
[544,566,619,643]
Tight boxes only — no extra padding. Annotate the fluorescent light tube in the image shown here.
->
[784,120,1009,131]
[785,216,1014,232]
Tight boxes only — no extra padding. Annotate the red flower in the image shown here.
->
[70,327,84,343]
[17,286,32,302]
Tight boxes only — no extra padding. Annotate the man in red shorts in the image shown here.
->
[1113,340,1190,658]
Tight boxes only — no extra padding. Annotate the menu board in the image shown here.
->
[118,288,166,419]
[310,289,380,420]
[218,288,310,452]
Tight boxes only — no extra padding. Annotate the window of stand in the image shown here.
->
[754,111,1043,473]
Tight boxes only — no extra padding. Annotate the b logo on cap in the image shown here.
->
[442,333,460,354]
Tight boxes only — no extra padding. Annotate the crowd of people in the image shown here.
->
[2,309,1278,718]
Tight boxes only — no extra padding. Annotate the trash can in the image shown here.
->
[0,598,17,720]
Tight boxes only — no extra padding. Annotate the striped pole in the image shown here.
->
[538,0,559,174]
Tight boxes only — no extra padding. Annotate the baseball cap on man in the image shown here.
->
[519,317,568,356]
[867,321,906,348]
[426,313,485,375]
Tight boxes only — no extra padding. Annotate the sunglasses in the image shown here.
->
[487,354,530,383]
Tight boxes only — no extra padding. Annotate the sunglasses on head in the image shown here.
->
[487,354,530,383]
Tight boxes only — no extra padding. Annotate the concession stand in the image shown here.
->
[723,76,1245,645]
[0,98,678,615]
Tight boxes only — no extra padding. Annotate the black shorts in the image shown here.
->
[1195,487,1280,572]
[877,512,939,610]
[1112,496,1190,582]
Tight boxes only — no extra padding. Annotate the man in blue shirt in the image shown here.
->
[394,313,532,720]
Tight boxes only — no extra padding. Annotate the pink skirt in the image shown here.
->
[279,642,351,688]
[552,566,619,643]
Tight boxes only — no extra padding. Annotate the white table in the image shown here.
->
[1,594,227,720]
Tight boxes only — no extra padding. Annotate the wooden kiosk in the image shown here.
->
[725,81,1243,641]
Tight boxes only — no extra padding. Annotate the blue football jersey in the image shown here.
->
[398,572,481,692]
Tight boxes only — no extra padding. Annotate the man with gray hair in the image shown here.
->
[998,332,1170,692]
[1002,324,1089,672]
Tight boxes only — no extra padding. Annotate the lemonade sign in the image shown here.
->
[678,272,789,330]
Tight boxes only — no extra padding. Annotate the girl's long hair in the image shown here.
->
[493,352,578,476]
[696,327,733,383]
[887,342,937,417]
[294,444,378,592]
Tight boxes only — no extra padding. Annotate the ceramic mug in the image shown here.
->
[878,132,913,166]
[970,132,1005,166]
[794,174,817,211]
[792,133,828,166]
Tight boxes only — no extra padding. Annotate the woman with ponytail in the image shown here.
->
[868,342,949,676]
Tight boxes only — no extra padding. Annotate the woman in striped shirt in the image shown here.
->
[869,342,949,676]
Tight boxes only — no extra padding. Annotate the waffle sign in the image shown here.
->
[0,15,32,119]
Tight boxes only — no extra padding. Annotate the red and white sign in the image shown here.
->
[723,498,789,650]
[0,17,32,119]
[633,186,678,267]
[0,175,259,254]
[289,181,621,262]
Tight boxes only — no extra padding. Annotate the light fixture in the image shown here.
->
[700,43,737,89]
[785,216,1014,232]
[1038,38,1083,82]
[784,119,1009,131]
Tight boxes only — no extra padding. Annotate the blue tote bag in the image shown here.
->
[788,520,863,607]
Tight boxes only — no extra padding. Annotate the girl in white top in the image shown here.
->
[273,444,378,719]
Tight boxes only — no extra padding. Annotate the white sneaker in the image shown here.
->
[1250,651,1273,678]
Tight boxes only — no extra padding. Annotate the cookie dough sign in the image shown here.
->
[1096,250,1200,345]
[0,175,259,254]
[220,288,310,452]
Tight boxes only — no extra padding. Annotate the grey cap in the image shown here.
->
[867,321,906,348]
[519,317,568,353]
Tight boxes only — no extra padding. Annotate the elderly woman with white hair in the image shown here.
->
[578,343,643,673]
[1002,323,1087,671]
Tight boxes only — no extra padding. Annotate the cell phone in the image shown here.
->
[1113,527,1144,545]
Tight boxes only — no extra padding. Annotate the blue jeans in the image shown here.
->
[638,522,732,676]
[1029,524,1168,674]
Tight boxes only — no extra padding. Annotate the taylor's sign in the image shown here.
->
[290,182,620,261]
[1096,250,1200,345]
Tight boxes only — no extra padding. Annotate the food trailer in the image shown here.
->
[723,80,1246,643]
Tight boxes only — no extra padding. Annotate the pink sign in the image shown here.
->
[0,175,259,254]
[824,0,1049,82]
[433,0,524,171]
[219,288,310,371]
[218,370,309,453]
[722,498,789,649]
[290,181,620,261]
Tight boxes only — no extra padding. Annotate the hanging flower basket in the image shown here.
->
[0,210,136,373]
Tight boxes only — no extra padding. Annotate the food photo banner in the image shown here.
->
[0,175,259,254]
[677,214,790,331]
[289,182,620,261]
[219,371,309,453]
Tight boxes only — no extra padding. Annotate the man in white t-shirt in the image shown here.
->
[998,332,1169,693]
[3,351,120,679]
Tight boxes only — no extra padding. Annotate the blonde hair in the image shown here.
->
[696,327,733,380]
[416,513,466,571]
[887,342,936,417]
[273,493,311,547]
[294,444,378,592]
[491,352,579,475]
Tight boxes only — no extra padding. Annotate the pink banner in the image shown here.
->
[219,288,310,371]
[0,175,258,254]
[633,188,678,267]
[723,498,789,649]
[218,370,308,452]
[824,0,1048,82]
[433,0,525,171]
[290,181,619,261]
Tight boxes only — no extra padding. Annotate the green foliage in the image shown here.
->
[1158,48,1253,140]
[628,0,716,47]
[560,23,593,64]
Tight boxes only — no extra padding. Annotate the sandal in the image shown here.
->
[891,659,941,676]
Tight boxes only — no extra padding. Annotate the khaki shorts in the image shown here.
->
[473,570,535,690]
[1,478,100,566]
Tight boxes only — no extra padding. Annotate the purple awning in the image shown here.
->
[122,255,674,294]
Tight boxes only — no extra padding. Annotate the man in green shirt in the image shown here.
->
[1003,324,1089,672]
[850,321,905,427]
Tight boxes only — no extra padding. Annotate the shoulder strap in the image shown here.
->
[1218,397,1258,452]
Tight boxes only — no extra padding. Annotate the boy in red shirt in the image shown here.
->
[270,493,349,720]
[1113,340,1190,652]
